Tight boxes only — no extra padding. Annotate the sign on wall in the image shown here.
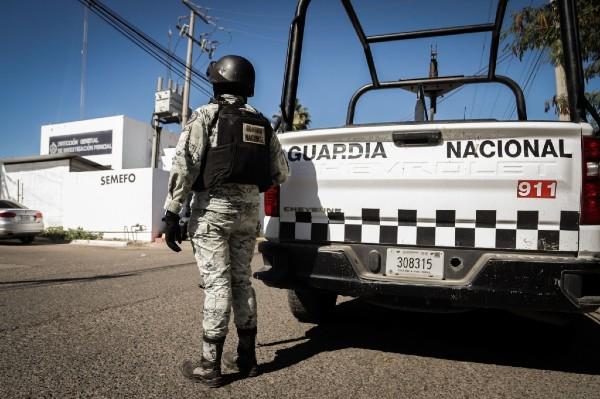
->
[49,131,113,156]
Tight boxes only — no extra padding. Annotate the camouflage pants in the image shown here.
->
[188,186,259,341]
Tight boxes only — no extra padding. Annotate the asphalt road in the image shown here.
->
[1,240,599,398]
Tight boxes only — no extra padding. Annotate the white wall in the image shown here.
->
[62,168,169,241]
[161,148,177,172]
[159,130,179,170]
[151,169,171,239]
[161,130,179,148]
[0,164,9,199]
[2,161,70,227]
[122,117,152,169]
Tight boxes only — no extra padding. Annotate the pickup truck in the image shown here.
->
[256,0,600,323]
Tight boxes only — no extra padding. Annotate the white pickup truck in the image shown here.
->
[256,0,600,323]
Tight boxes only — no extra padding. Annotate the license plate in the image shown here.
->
[16,215,34,223]
[385,249,444,280]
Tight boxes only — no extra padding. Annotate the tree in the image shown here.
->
[292,99,312,131]
[504,0,599,121]
[273,99,312,131]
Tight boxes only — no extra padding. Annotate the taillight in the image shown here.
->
[582,136,600,224]
[0,211,16,218]
[264,186,280,217]
[35,211,43,220]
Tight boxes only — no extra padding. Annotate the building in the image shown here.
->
[0,154,108,227]
[0,115,180,241]
[40,115,178,170]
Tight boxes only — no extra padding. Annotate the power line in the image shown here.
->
[509,49,544,119]
[83,4,210,96]
[77,0,214,97]
[210,15,281,32]
[501,50,535,119]
[200,6,282,19]
[172,28,183,54]
[499,0,536,119]
[436,51,512,106]
[488,55,513,116]
[469,0,495,119]
[225,27,286,43]
[522,51,544,96]
[82,1,211,96]
[502,49,542,119]
[166,28,183,82]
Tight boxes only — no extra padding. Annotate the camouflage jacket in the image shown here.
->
[164,94,289,214]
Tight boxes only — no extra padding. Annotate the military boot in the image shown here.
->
[181,336,225,388]
[222,327,259,377]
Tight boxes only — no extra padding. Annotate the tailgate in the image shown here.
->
[264,121,582,253]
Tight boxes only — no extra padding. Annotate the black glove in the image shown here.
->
[163,210,182,252]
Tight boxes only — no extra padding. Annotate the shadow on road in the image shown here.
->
[260,299,600,376]
[0,273,138,288]
[0,262,194,291]
[0,239,69,246]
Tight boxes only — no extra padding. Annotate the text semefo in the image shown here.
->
[100,173,136,185]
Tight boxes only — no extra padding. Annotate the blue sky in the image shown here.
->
[1,0,597,158]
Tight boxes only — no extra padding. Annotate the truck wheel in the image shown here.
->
[19,236,35,244]
[287,289,337,323]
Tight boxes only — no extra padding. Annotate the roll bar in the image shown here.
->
[279,0,591,130]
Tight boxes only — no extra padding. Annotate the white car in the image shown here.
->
[0,200,44,244]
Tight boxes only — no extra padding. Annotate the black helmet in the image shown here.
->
[206,55,255,97]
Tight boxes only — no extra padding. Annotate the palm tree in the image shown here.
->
[292,99,311,131]
[273,98,312,131]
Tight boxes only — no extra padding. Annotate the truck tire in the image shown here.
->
[287,289,337,324]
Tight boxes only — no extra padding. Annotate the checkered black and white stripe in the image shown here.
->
[277,209,579,251]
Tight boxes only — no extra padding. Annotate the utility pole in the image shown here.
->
[555,64,569,121]
[80,5,89,120]
[551,0,570,121]
[180,0,216,127]
[150,1,222,168]
[180,8,195,127]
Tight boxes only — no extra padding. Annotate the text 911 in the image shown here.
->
[517,180,557,199]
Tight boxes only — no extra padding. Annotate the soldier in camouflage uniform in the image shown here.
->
[163,55,289,387]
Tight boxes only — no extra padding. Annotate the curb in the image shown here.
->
[69,240,130,248]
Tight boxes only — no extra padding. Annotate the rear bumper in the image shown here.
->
[0,224,43,237]
[255,240,600,313]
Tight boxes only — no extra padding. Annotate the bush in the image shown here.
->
[65,227,103,241]
[40,226,68,241]
[41,226,103,241]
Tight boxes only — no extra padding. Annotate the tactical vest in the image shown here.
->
[192,104,273,192]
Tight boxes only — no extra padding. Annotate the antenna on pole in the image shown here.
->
[166,28,173,81]
[428,45,438,120]
[80,4,89,120]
